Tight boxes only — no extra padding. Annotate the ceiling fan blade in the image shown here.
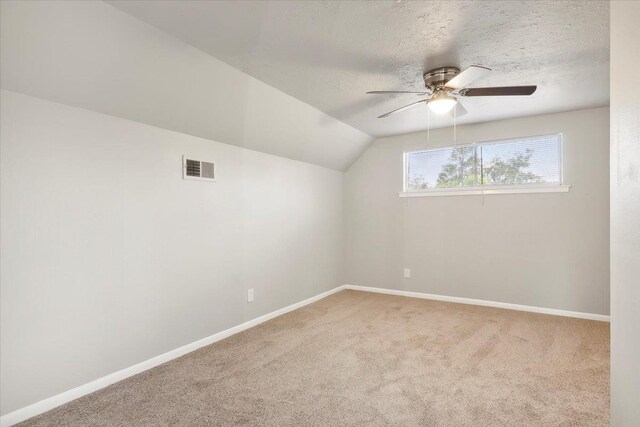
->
[378,99,426,118]
[367,90,428,95]
[444,65,491,90]
[449,102,468,118]
[459,86,537,97]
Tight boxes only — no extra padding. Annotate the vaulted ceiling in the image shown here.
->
[109,0,609,138]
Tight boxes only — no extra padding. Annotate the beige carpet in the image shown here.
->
[20,290,609,426]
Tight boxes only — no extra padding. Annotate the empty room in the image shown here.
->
[1,1,638,426]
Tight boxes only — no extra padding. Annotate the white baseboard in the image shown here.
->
[0,285,347,427]
[343,284,610,322]
[2,283,608,426]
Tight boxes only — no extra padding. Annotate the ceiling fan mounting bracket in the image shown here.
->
[423,66,460,91]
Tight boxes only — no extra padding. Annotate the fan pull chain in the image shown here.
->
[427,108,430,149]
[481,146,485,205]
[453,105,457,147]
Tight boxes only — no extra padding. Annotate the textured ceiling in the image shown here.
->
[109,0,609,138]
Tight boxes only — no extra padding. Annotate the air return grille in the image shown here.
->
[183,156,215,182]
[185,159,201,177]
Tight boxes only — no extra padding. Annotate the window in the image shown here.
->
[403,134,566,196]
[406,145,476,191]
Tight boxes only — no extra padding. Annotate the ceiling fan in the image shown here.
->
[367,65,536,118]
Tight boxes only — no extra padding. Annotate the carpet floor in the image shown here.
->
[20,290,609,426]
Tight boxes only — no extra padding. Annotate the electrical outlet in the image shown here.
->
[247,288,254,303]
[404,268,411,278]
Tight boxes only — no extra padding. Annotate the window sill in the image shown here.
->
[398,185,571,198]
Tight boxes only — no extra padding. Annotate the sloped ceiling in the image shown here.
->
[108,0,610,138]
[0,1,372,171]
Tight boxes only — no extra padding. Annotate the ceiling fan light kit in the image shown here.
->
[427,91,457,114]
[367,65,537,118]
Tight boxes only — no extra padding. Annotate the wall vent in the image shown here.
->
[182,156,215,182]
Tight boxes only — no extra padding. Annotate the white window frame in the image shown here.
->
[400,133,570,198]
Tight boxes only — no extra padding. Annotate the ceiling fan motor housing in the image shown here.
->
[423,66,460,91]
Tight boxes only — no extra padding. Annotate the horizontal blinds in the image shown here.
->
[406,145,475,190]
[405,134,562,191]
[479,135,561,186]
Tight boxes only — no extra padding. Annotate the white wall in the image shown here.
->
[345,107,609,315]
[0,0,362,414]
[0,90,345,415]
[0,0,372,171]
[610,2,640,425]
